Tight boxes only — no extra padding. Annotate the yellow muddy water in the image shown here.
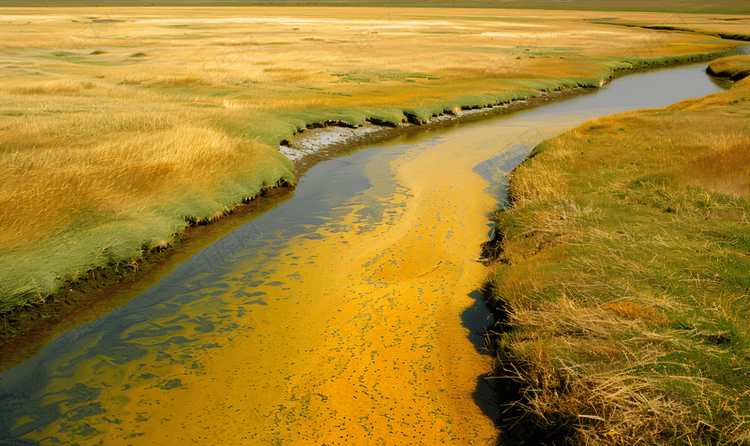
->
[169,141,498,445]
[5,127,512,446]
[168,139,501,444]
[0,62,726,446]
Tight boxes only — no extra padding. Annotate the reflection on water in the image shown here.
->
[0,63,725,445]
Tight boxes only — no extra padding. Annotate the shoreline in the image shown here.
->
[0,185,294,372]
[0,52,733,371]
[479,73,750,444]
[283,87,598,178]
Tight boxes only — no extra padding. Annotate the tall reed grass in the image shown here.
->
[1,123,271,249]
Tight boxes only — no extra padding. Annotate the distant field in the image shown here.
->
[2,1,750,14]
[0,6,736,311]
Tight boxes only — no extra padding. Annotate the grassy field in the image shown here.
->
[0,7,738,313]
[3,1,750,15]
[483,62,750,444]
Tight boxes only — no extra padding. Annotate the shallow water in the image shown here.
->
[0,63,724,445]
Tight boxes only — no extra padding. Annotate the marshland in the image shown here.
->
[1,2,750,445]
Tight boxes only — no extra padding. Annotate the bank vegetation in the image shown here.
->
[483,59,750,445]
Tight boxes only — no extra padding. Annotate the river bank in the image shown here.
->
[707,54,750,81]
[284,87,594,177]
[482,62,750,445]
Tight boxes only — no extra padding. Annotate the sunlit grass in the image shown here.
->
[485,67,750,445]
[680,133,750,196]
[1,121,275,248]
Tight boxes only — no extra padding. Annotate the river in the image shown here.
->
[0,62,725,445]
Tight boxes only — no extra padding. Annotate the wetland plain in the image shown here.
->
[2,4,750,445]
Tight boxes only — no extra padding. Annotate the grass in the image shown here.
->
[708,55,750,81]
[0,6,738,313]
[483,61,750,445]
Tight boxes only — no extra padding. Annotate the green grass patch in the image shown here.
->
[402,90,539,124]
[454,45,580,56]
[33,54,122,66]
[592,20,750,42]
[509,76,600,91]
[229,90,543,147]
[484,76,750,445]
[419,30,460,34]
[331,70,441,83]
[406,15,548,22]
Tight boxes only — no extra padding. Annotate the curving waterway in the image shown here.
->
[0,63,725,445]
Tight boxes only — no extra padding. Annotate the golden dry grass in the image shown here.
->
[485,75,750,444]
[708,54,750,81]
[680,133,750,197]
[0,121,269,248]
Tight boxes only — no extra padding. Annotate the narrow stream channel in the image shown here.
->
[0,63,725,445]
